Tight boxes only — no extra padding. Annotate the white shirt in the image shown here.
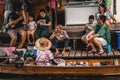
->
[28,21,36,30]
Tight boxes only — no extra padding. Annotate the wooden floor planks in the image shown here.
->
[55,49,120,59]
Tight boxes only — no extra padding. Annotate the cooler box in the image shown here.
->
[115,31,120,49]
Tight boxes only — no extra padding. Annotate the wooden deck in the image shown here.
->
[54,48,120,59]
[1,47,120,76]
[0,23,120,60]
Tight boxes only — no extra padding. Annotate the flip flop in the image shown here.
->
[88,50,97,53]
[98,51,104,54]
[17,44,23,49]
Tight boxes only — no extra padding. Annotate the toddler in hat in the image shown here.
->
[35,37,57,66]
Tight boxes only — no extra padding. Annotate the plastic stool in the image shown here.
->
[102,44,112,53]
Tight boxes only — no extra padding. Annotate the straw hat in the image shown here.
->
[35,37,52,51]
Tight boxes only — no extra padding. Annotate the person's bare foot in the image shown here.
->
[62,51,66,55]
[87,44,90,48]
[54,51,59,56]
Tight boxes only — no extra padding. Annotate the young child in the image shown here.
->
[81,15,96,48]
[27,14,36,44]
[35,37,57,66]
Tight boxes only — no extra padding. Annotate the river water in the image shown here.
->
[1,75,120,80]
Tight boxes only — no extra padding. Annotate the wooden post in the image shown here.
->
[113,0,116,15]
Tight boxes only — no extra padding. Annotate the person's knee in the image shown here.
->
[81,38,84,41]
[10,34,17,40]
[41,32,48,37]
[22,31,27,36]
[106,20,110,25]
[92,37,99,45]
[51,42,57,49]
[93,37,97,42]
[64,39,70,47]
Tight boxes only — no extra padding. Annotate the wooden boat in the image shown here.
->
[0,24,120,76]
[0,55,120,76]
[0,64,120,76]
[0,46,120,76]
[0,0,120,78]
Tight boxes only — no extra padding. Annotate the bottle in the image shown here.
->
[114,58,119,65]
[33,47,37,56]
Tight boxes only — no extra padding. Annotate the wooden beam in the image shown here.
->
[113,0,116,15]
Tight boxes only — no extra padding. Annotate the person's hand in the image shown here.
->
[38,20,45,26]
[86,37,89,41]
[88,35,94,40]
[61,35,65,40]
[37,21,40,24]
[39,23,44,26]
[18,16,23,21]
[56,33,60,36]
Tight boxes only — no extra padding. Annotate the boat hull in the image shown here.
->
[0,64,120,76]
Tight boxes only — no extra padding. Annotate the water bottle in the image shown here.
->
[33,47,37,56]
[114,58,119,65]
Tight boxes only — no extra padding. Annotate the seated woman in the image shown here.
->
[50,24,70,55]
[95,3,118,29]
[89,15,111,54]
[35,37,57,66]
[81,15,95,47]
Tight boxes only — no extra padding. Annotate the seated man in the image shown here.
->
[7,8,26,48]
[50,24,70,55]
[35,9,52,40]
[89,15,111,54]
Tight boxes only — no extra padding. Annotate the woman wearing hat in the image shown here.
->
[35,37,57,66]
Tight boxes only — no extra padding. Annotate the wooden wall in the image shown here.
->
[0,4,4,26]
[31,4,44,18]
[0,3,44,26]
[0,0,47,26]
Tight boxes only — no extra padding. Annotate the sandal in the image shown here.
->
[88,50,97,53]
[17,44,23,49]
[98,51,104,54]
